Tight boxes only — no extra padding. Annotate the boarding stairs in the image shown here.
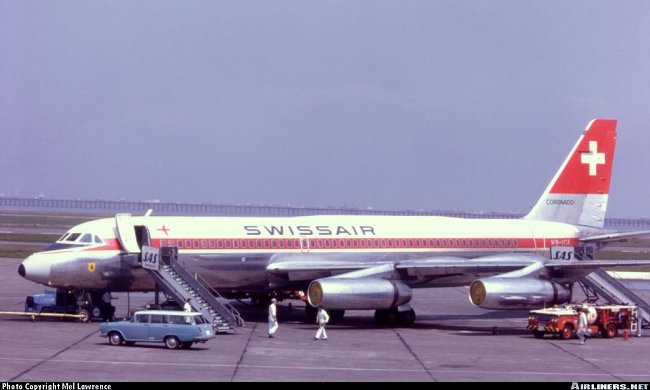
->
[145,247,244,334]
[579,268,650,329]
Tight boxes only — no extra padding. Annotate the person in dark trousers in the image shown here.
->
[101,291,116,321]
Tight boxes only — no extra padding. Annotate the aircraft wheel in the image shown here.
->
[329,310,345,324]
[398,309,416,326]
[305,304,317,323]
[385,308,399,325]
[374,309,388,324]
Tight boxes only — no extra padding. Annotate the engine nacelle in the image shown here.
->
[307,278,412,310]
[469,277,571,310]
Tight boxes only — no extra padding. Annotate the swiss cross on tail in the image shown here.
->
[525,119,617,228]
[549,119,617,195]
[580,141,606,176]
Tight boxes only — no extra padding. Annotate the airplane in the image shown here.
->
[17,118,650,325]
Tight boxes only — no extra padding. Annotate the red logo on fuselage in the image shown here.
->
[157,225,171,236]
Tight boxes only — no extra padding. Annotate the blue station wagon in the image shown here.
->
[100,310,215,349]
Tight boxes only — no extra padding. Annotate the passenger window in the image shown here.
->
[151,315,163,323]
[160,240,166,247]
[168,315,184,324]
[201,240,207,248]
[136,315,149,323]
[209,240,215,248]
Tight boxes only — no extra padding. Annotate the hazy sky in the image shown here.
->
[2,1,649,218]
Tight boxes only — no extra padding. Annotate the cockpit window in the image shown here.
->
[80,233,93,244]
[66,233,81,242]
[58,233,70,242]
[94,235,103,244]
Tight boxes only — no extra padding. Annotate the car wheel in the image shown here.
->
[165,336,180,349]
[108,332,123,346]
[561,324,574,340]
[78,309,91,323]
[603,323,618,338]
[91,306,102,318]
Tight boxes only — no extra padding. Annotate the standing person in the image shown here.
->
[101,291,116,322]
[183,298,192,312]
[268,298,278,338]
[314,305,330,341]
[577,306,591,345]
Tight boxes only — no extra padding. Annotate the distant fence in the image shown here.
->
[1,196,648,230]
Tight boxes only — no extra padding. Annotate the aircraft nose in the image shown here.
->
[19,253,51,285]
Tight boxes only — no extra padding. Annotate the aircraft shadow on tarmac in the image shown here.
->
[235,302,531,335]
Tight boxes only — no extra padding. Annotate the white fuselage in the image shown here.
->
[20,214,580,293]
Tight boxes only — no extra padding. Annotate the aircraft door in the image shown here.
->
[116,214,141,253]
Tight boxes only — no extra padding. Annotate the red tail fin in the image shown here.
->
[525,119,617,228]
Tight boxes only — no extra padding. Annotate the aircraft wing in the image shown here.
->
[581,230,650,253]
[267,254,540,282]
[267,253,650,285]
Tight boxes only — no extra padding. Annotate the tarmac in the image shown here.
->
[1,257,649,382]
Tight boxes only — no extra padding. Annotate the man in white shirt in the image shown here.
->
[183,298,192,312]
[268,298,278,338]
[314,306,330,341]
[576,307,591,345]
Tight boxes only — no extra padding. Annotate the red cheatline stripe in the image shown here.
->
[144,237,578,251]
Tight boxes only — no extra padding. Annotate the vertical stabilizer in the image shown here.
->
[524,119,617,228]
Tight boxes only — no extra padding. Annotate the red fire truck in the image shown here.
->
[527,304,638,340]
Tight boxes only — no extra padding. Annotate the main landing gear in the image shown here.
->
[374,306,416,326]
[304,304,416,326]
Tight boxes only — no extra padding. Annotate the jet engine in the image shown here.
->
[307,278,412,310]
[469,277,571,309]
